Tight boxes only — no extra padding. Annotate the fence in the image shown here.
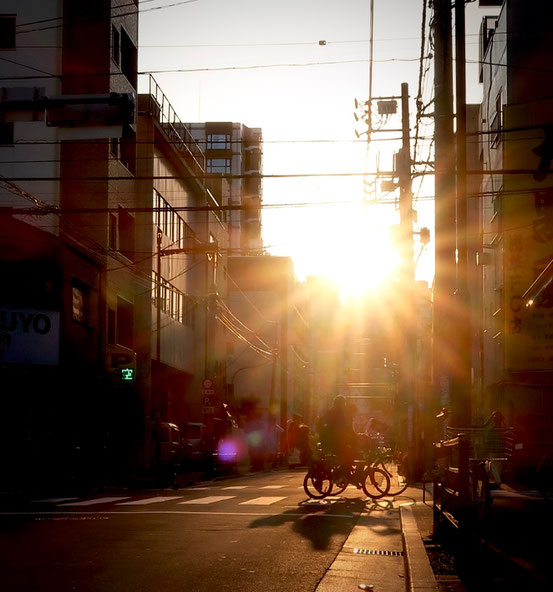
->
[432,433,471,538]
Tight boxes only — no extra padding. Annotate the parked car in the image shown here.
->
[179,422,206,467]
[152,421,183,465]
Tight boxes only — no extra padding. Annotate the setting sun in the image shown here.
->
[287,200,401,299]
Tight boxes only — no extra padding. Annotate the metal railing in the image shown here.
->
[140,74,206,178]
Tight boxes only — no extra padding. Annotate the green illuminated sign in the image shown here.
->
[121,368,135,382]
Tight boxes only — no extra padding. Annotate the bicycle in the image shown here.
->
[367,442,410,496]
[303,453,390,500]
[445,411,514,523]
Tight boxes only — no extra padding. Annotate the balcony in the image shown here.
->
[140,74,205,179]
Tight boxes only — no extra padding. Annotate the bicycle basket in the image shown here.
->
[445,426,514,461]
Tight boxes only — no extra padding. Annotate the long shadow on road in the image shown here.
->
[248,496,366,551]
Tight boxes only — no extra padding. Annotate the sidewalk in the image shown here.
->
[315,484,441,592]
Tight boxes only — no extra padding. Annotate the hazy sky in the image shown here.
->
[138,0,499,293]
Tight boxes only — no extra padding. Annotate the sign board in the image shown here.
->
[106,345,137,382]
[202,406,215,414]
[202,378,214,389]
[0,309,60,365]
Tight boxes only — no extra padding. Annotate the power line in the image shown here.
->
[15,1,199,35]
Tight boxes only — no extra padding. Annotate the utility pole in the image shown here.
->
[280,270,288,456]
[432,0,456,435]
[451,0,472,427]
[397,82,417,477]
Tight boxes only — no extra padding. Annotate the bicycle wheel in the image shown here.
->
[303,467,332,499]
[378,453,410,496]
[362,466,390,499]
[329,468,348,495]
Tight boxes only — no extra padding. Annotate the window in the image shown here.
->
[120,132,136,174]
[120,27,137,88]
[107,308,116,345]
[207,158,231,174]
[72,285,88,324]
[116,297,133,349]
[118,206,135,261]
[0,122,14,145]
[0,15,15,50]
[153,188,196,247]
[151,271,194,327]
[207,133,231,149]
[109,213,117,249]
[490,91,502,149]
[112,25,120,66]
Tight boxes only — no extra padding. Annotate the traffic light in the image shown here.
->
[532,124,553,182]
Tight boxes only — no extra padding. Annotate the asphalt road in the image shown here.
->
[0,470,367,592]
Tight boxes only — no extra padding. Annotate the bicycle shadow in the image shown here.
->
[248,497,366,551]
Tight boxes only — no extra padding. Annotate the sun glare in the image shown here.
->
[291,204,400,300]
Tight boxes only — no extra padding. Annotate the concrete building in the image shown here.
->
[477,0,553,476]
[185,122,263,255]
[0,0,141,489]
[0,2,232,487]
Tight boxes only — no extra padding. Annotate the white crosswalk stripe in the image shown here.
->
[300,497,341,507]
[178,496,235,505]
[117,496,184,506]
[239,496,286,505]
[222,486,248,490]
[32,497,78,504]
[260,485,284,489]
[58,496,131,506]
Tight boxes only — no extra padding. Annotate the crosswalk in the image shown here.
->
[25,483,365,511]
[29,485,287,509]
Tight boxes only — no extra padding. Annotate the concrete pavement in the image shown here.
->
[314,484,440,592]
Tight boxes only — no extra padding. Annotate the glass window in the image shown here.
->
[118,205,135,261]
[112,25,120,65]
[207,158,231,174]
[120,26,137,88]
[0,15,16,49]
[0,122,14,145]
[107,309,116,345]
[72,286,87,323]
[207,133,230,149]
[116,297,134,349]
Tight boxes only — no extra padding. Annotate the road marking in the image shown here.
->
[31,497,78,503]
[58,497,131,506]
[178,496,235,505]
[260,485,285,489]
[222,486,248,490]
[239,496,286,505]
[300,497,340,507]
[0,510,356,519]
[117,496,184,506]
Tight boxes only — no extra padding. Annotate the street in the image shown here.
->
[0,470,368,592]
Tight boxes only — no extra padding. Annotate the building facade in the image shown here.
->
[0,2,238,488]
[477,0,553,476]
[186,122,263,255]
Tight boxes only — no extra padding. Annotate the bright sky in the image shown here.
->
[139,0,497,298]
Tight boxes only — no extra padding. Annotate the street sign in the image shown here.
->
[202,406,215,414]
[202,378,214,389]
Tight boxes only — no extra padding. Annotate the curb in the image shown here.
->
[400,505,439,592]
